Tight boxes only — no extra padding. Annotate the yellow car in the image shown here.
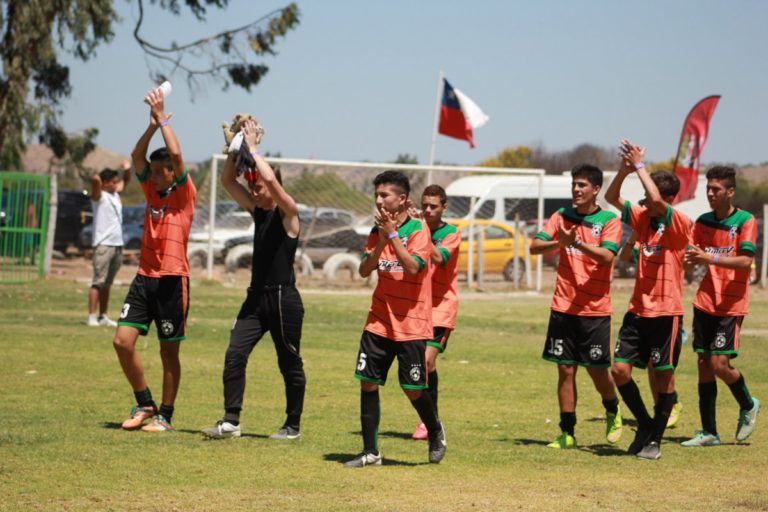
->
[446,219,536,282]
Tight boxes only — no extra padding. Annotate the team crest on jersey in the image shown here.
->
[729,226,738,240]
[713,332,727,349]
[642,244,663,257]
[160,320,174,336]
[589,346,603,360]
[378,259,403,272]
[409,365,422,382]
[591,222,603,238]
[651,350,662,365]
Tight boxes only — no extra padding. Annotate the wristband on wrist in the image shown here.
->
[159,119,170,127]
[713,253,719,265]
[633,162,645,170]
[387,231,399,240]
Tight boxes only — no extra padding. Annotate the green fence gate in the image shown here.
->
[0,172,50,283]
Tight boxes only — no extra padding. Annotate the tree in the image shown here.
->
[0,0,301,170]
[479,145,532,168]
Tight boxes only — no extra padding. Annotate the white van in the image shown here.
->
[444,174,573,226]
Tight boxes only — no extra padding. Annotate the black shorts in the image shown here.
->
[118,275,190,342]
[614,312,682,370]
[426,326,452,353]
[692,307,743,358]
[542,311,612,368]
[354,331,428,390]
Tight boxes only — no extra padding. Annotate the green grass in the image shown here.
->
[1,279,767,511]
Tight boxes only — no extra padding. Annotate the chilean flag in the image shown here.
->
[438,78,489,148]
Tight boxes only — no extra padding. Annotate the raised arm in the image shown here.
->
[604,142,637,211]
[144,89,184,179]
[220,154,257,213]
[621,140,666,217]
[243,120,300,238]
[90,174,102,202]
[115,160,131,193]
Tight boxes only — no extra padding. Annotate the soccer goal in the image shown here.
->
[192,154,547,291]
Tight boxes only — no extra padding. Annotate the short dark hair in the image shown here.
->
[706,165,736,189]
[149,147,172,169]
[570,164,603,187]
[651,170,680,199]
[99,168,119,182]
[373,170,410,197]
[421,184,447,205]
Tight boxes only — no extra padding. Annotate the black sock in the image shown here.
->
[159,404,174,421]
[426,371,439,417]
[559,412,576,437]
[617,379,652,430]
[651,392,676,443]
[728,374,755,411]
[699,381,718,435]
[134,388,156,409]
[602,398,619,415]
[361,390,380,454]
[410,393,440,437]
[224,408,241,426]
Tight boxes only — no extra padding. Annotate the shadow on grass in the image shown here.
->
[100,422,268,438]
[585,416,639,428]
[511,438,549,446]
[512,438,627,457]
[323,453,423,467]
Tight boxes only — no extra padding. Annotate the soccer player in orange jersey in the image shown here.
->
[681,166,760,447]
[345,171,446,468]
[113,88,196,433]
[605,140,692,460]
[531,164,624,449]
[410,185,461,441]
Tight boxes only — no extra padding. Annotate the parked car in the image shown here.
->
[447,219,537,282]
[78,204,145,250]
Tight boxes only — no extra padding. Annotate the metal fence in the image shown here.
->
[0,172,50,283]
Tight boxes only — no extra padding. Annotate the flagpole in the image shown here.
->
[427,70,444,184]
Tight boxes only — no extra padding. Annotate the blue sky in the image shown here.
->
[59,0,768,167]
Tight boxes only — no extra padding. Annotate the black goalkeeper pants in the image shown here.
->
[223,284,306,429]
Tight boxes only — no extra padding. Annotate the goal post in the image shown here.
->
[194,154,546,291]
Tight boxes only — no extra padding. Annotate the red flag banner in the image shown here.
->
[672,95,720,203]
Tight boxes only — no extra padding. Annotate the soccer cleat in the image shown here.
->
[636,441,661,460]
[141,414,173,432]
[201,420,242,439]
[121,405,157,430]
[546,432,576,449]
[98,315,117,327]
[627,427,651,455]
[412,421,428,440]
[736,397,760,442]
[344,451,382,468]
[428,422,447,463]
[269,426,301,440]
[605,409,623,444]
[681,430,721,447]
[667,401,683,428]
[87,315,100,327]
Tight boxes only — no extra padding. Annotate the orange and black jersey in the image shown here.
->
[362,217,433,341]
[693,208,756,316]
[535,207,621,316]
[136,165,197,277]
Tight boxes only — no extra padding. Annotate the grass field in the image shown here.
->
[1,278,767,511]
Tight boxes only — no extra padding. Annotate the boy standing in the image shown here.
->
[113,88,196,432]
[605,140,691,460]
[681,166,760,447]
[346,171,446,467]
[531,164,624,449]
[88,161,131,327]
